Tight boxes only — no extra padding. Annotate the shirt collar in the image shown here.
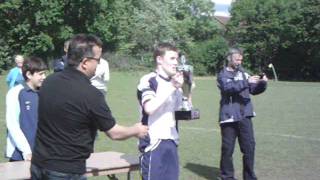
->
[65,66,91,83]
[22,82,38,92]
[158,73,171,82]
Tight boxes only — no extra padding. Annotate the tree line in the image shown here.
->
[0,0,319,80]
[227,0,320,80]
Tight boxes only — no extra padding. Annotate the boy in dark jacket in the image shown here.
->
[6,57,47,161]
[52,40,70,72]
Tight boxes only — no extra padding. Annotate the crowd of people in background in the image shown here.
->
[4,33,268,180]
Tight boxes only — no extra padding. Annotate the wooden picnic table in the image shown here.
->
[0,151,140,180]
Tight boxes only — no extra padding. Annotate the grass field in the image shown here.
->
[0,71,319,180]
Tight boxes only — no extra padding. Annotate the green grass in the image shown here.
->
[0,71,320,180]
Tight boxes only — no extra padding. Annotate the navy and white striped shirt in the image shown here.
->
[137,72,182,152]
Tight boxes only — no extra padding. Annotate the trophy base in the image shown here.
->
[175,108,200,120]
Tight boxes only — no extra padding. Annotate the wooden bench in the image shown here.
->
[0,151,140,180]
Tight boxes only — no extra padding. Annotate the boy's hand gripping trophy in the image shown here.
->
[175,55,200,120]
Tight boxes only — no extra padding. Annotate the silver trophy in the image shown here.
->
[175,55,200,120]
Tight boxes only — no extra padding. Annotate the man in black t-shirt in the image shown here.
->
[31,34,148,180]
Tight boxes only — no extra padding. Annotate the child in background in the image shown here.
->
[6,56,47,161]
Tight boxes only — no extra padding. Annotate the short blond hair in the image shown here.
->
[15,55,24,63]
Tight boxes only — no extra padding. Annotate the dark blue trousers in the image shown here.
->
[140,140,179,180]
[220,118,257,180]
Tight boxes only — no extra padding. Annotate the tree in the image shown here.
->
[0,0,113,63]
[187,36,228,75]
[0,0,227,75]
[226,0,320,80]
[0,0,64,60]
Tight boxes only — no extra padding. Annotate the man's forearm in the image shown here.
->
[105,124,139,140]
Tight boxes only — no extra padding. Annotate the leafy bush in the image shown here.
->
[187,37,228,75]
[0,38,13,74]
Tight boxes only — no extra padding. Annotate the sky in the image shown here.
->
[211,0,232,17]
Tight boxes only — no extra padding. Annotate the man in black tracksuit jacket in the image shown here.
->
[217,47,268,180]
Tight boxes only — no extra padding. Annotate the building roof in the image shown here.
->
[214,15,231,26]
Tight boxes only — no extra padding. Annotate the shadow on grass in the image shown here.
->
[184,163,220,180]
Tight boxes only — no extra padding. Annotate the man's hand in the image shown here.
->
[134,122,149,138]
[249,74,268,84]
[248,75,260,83]
[261,74,268,82]
[171,72,184,89]
[24,154,32,161]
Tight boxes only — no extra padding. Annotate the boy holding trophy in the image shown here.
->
[137,43,185,180]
